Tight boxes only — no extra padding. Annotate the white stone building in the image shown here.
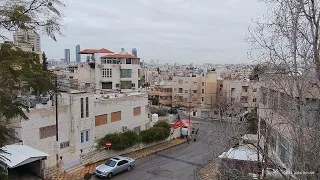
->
[8,91,149,172]
[78,48,141,94]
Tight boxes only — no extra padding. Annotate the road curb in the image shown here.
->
[135,140,188,160]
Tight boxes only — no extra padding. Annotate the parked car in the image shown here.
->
[94,156,136,179]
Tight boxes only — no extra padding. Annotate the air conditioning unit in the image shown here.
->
[122,126,128,132]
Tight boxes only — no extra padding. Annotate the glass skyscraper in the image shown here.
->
[132,48,137,57]
[64,49,70,64]
[76,44,81,62]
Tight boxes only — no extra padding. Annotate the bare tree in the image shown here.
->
[247,0,320,179]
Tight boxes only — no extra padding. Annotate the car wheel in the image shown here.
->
[107,172,113,179]
[127,165,132,171]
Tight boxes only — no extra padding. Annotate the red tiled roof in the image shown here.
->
[101,54,139,59]
[79,48,114,54]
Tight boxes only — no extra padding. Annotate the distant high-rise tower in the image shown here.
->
[64,49,70,64]
[132,48,137,57]
[76,45,81,62]
[13,30,41,52]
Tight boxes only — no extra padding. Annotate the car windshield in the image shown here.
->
[105,159,117,167]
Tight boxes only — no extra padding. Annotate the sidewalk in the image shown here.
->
[52,138,186,180]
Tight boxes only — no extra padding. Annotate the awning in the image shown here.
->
[0,145,49,168]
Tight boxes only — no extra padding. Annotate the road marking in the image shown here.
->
[154,153,202,167]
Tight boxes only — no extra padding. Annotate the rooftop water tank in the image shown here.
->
[151,114,159,123]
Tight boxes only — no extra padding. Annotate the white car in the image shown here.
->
[94,156,136,179]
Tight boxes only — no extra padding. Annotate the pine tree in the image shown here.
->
[42,52,48,71]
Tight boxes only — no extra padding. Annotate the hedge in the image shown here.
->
[140,121,171,144]
[97,121,172,151]
[97,131,139,151]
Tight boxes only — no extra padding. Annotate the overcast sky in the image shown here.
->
[41,0,267,64]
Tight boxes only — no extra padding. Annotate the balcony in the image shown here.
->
[159,91,172,97]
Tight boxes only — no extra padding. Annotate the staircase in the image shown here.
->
[64,163,85,174]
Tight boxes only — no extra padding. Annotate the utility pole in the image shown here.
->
[188,88,192,129]
[55,75,59,179]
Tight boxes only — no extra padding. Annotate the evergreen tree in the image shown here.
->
[0,0,64,177]
[42,52,48,71]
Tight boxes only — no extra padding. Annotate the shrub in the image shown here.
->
[154,121,171,130]
[97,131,139,151]
[140,121,171,144]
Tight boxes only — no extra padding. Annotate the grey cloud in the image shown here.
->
[42,0,267,64]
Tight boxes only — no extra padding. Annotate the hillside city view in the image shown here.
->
[1,0,320,180]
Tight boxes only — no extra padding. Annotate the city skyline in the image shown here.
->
[38,0,266,64]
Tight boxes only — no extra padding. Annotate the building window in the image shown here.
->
[126,59,132,64]
[120,81,132,89]
[80,98,84,118]
[184,90,188,93]
[132,83,135,88]
[133,107,141,116]
[253,88,257,92]
[202,82,205,86]
[102,68,106,78]
[178,88,183,93]
[231,98,235,103]
[116,84,119,88]
[85,83,90,88]
[193,90,197,93]
[253,98,257,102]
[107,68,112,78]
[60,141,70,149]
[231,88,236,92]
[202,89,204,93]
[242,86,248,92]
[120,69,132,78]
[95,114,107,127]
[102,82,112,89]
[111,111,121,122]
[220,84,223,88]
[86,97,89,117]
[240,96,248,103]
[39,125,56,139]
[185,81,188,84]
[101,59,106,64]
[80,130,90,144]
[102,68,112,78]
[202,97,204,102]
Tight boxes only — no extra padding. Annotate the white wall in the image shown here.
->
[15,92,149,169]
[94,95,149,140]
[19,104,71,167]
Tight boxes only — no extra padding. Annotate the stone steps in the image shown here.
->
[64,163,84,174]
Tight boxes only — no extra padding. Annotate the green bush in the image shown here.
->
[154,121,171,130]
[98,122,171,149]
[140,121,171,144]
[97,131,139,151]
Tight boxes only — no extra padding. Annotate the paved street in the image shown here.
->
[92,120,246,180]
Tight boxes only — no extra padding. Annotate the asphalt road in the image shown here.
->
[92,120,246,180]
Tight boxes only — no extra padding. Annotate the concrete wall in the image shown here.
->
[94,95,149,140]
[19,104,70,167]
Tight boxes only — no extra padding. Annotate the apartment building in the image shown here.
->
[13,30,41,52]
[220,80,260,113]
[149,85,173,107]
[7,90,149,175]
[171,70,218,117]
[258,74,320,172]
[78,48,141,93]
